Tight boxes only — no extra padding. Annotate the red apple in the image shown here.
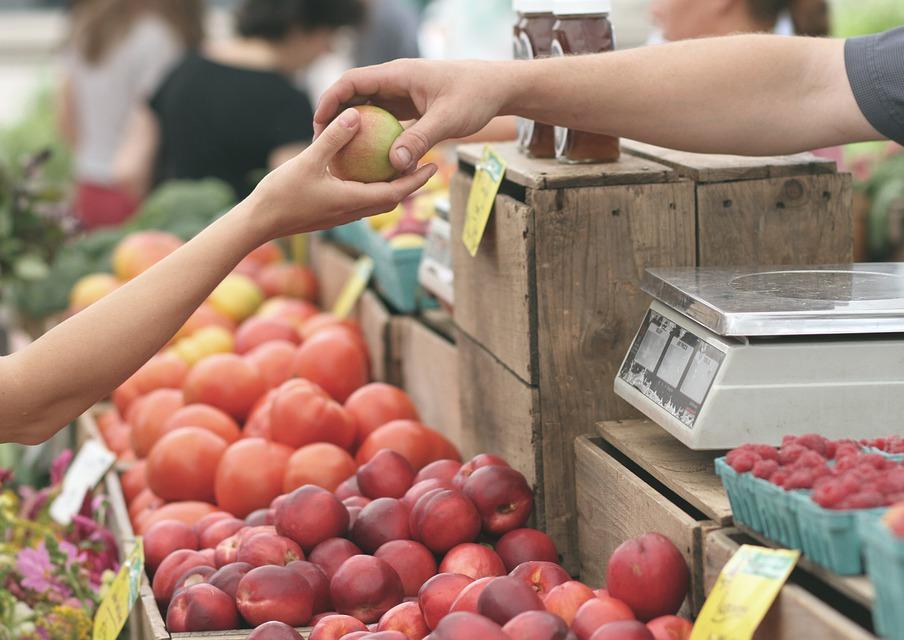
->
[509,561,570,598]
[330,555,404,624]
[572,597,636,640]
[449,576,494,614]
[274,485,349,551]
[357,449,416,500]
[417,573,474,630]
[477,575,544,625]
[543,580,595,626]
[431,611,509,640]
[463,465,533,535]
[647,615,693,640]
[374,540,437,597]
[309,613,368,640]
[414,460,462,485]
[152,549,213,608]
[409,490,481,553]
[377,601,430,639]
[439,543,506,580]
[351,497,411,553]
[236,565,314,627]
[606,534,689,622]
[208,562,253,600]
[503,610,569,640]
[310,537,363,581]
[590,621,655,640]
[144,520,199,575]
[496,528,558,572]
[247,620,304,639]
[237,532,304,566]
[452,454,509,490]
[166,583,239,632]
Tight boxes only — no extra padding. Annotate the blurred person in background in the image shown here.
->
[115,0,364,202]
[58,0,204,229]
[353,0,420,67]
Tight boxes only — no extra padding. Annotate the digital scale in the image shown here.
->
[615,264,904,450]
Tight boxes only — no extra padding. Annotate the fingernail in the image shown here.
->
[394,147,412,168]
[338,108,359,128]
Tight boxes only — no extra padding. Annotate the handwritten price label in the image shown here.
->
[93,539,144,640]
[462,146,506,257]
[691,545,799,640]
[50,439,115,526]
[332,256,374,320]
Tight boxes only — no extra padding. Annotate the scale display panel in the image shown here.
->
[619,309,725,430]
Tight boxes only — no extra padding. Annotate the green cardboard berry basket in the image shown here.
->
[716,457,800,546]
[860,513,904,639]
[715,457,765,532]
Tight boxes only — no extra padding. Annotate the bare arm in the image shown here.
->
[56,74,78,148]
[0,108,437,445]
[315,35,882,172]
[113,104,160,199]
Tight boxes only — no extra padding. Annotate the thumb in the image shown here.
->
[390,109,451,172]
[308,108,361,167]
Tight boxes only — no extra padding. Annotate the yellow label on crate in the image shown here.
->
[93,539,144,640]
[691,544,799,640]
[332,256,374,320]
[462,146,507,257]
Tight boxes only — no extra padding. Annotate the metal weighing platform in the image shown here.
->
[614,264,904,449]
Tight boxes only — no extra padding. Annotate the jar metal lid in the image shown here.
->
[552,0,611,15]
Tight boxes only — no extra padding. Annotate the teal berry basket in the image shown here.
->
[327,220,371,254]
[862,446,904,463]
[715,457,765,532]
[860,513,904,639]
[751,476,805,550]
[793,492,886,575]
[367,233,436,314]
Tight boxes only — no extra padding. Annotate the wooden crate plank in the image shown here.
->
[703,529,876,640]
[450,172,536,384]
[533,181,696,567]
[457,142,675,190]
[311,235,356,310]
[697,173,854,266]
[575,436,705,614]
[596,419,732,525]
[397,317,462,447]
[457,331,540,491]
[139,578,170,640]
[358,289,392,383]
[622,140,837,183]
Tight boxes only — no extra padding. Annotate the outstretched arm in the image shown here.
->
[0,108,436,445]
[315,34,882,172]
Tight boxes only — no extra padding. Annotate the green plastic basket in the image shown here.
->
[860,514,904,639]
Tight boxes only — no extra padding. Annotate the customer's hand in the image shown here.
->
[314,59,512,173]
[247,107,437,241]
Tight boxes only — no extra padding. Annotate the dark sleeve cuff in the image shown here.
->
[845,28,904,145]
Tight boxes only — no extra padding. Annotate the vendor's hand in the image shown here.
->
[247,107,438,241]
[314,59,512,173]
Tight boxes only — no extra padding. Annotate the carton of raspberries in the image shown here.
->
[725,434,904,510]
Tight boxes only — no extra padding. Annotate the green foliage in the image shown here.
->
[0,85,72,189]
[832,0,904,37]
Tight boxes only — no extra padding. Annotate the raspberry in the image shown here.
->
[861,454,891,470]
[784,469,816,490]
[879,468,904,495]
[752,459,779,479]
[812,480,846,508]
[842,491,886,510]
[795,433,830,457]
[750,445,780,462]
[778,444,807,465]
[834,443,861,461]
[795,450,829,469]
[769,469,790,488]
[728,450,760,473]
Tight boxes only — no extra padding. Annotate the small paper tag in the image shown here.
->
[332,256,374,320]
[93,539,144,640]
[50,439,115,526]
[691,544,800,640]
[462,146,506,257]
[418,217,454,305]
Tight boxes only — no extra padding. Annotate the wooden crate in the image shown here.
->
[703,529,877,639]
[574,428,729,614]
[450,141,853,569]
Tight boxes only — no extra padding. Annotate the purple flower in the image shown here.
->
[0,467,13,486]
[50,450,73,486]
[17,545,54,593]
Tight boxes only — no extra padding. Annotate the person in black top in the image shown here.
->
[115,0,364,200]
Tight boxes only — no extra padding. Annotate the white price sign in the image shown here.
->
[50,439,115,525]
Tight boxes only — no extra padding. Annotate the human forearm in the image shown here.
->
[502,34,879,155]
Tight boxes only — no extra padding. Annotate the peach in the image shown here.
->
[329,105,403,183]
[377,601,429,639]
[184,354,267,422]
[340,633,372,640]
[606,533,689,622]
[503,610,569,640]
[510,561,570,598]
[463,466,532,535]
[199,548,216,565]
[374,540,437,597]
[138,501,221,535]
[166,583,239,632]
[284,443,358,494]
[247,620,304,639]
[357,449,416,500]
[69,273,120,312]
[351,498,411,553]
[310,538,363,581]
[293,330,369,403]
[344,496,371,509]
[208,562,253,599]
[144,520,199,575]
[119,459,149,506]
[439,544,505,580]
[246,508,275,527]
[477,576,544,625]
[365,633,408,640]
[452,454,509,491]
[286,560,331,614]
[174,302,237,342]
[414,460,462,485]
[496,528,558,572]
[163,403,241,444]
[409,490,480,553]
[270,380,357,450]
[146,427,227,503]
[237,532,304,566]
[589,621,654,640]
[416,573,473,630]
[215,438,294,518]
[402,479,453,511]
[171,565,217,597]
[275,485,350,551]
[330,555,404,624]
[257,263,319,302]
[130,388,185,458]
[310,613,368,640]
[215,535,242,568]
[235,316,300,354]
[152,549,213,608]
[245,340,298,389]
[543,580,595,626]
[448,576,494,614]
[336,476,363,499]
[311,612,339,625]
[646,615,693,640]
[347,506,363,530]
[237,565,314,627]
[344,383,421,444]
[430,611,509,640]
[112,231,182,281]
[236,242,285,276]
[194,512,233,537]
[257,297,320,328]
[572,597,636,640]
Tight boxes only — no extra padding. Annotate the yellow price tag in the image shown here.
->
[332,256,374,320]
[93,538,144,640]
[691,545,799,640]
[462,146,507,257]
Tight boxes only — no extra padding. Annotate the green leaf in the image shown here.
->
[13,255,49,281]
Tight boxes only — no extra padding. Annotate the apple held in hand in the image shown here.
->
[329,106,404,183]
